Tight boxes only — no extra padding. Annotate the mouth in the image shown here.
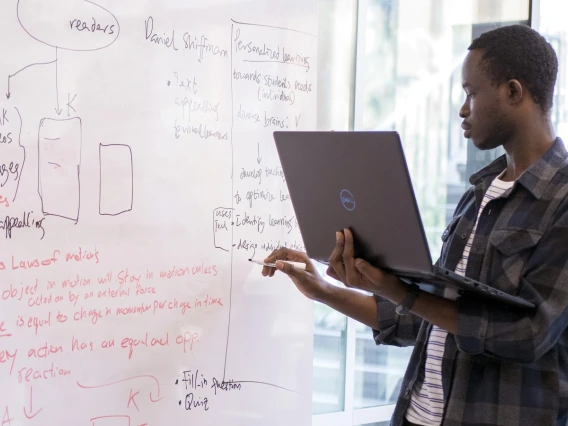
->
[461,122,472,138]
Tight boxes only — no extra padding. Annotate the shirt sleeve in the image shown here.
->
[372,295,423,347]
[454,204,568,363]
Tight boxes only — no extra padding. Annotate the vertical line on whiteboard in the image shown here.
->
[223,22,235,382]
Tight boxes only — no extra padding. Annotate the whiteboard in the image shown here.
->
[0,0,317,425]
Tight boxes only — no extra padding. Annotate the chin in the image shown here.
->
[472,137,500,151]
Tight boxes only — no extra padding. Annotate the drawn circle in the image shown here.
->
[340,189,356,211]
[17,0,120,52]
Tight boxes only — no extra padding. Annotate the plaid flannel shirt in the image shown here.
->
[373,138,568,426]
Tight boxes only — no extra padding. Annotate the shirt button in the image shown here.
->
[461,233,467,239]
[442,230,449,238]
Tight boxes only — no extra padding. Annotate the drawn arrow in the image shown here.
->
[256,143,262,164]
[77,375,164,404]
[23,387,43,419]
[6,58,57,100]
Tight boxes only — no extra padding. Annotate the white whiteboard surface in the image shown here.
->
[0,0,317,425]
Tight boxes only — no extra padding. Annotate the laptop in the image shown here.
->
[273,130,535,309]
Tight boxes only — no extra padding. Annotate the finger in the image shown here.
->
[265,248,309,264]
[276,260,302,278]
[326,266,341,281]
[262,262,274,277]
[342,229,358,283]
[354,258,387,285]
[328,231,346,281]
[264,248,288,264]
[264,248,287,277]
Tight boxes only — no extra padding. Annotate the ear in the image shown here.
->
[506,79,524,105]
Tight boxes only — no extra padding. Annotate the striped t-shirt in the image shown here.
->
[404,172,514,425]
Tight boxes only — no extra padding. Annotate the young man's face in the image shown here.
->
[459,49,515,150]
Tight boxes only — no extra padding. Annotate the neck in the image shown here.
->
[501,115,556,181]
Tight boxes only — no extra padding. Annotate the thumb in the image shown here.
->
[276,261,301,278]
[354,259,383,284]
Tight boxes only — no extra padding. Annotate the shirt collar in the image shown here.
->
[469,137,568,199]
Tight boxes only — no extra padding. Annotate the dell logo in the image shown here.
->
[340,189,356,211]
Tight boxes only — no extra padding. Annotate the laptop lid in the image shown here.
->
[273,130,434,275]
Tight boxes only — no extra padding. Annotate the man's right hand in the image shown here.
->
[262,248,332,302]
[262,238,382,332]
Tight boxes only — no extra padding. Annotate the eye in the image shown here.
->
[466,92,475,100]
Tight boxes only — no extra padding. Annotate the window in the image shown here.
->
[539,0,568,137]
[313,0,531,424]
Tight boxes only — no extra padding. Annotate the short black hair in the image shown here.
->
[468,24,558,113]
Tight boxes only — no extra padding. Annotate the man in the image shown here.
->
[262,25,568,426]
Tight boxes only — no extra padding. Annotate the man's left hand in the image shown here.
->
[329,228,403,298]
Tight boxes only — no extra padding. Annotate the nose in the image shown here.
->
[459,98,470,119]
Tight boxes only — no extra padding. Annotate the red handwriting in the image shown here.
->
[71,336,94,352]
[23,387,43,419]
[117,269,142,285]
[97,286,130,299]
[135,284,155,295]
[165,298,192,314]
[0,281,64,309]
[77,374,163,403]
[175,331,200,353]
[1,281,38,301]
[17,363,71,383]
[90,415,131,426]
[0,349,17,374]
[6,251,60,272]
[159,262,218,279]
[73,305,103,324]
[2,407,14,426]
[28,292,64,308]
[128,389,140,411]
[0,196,9,208]
[64,246,100,264]
[115,302,152,316]
[202,294,223,307]
[17,313,52,335]
[153,299,167,314]
[0,321,11,338]
[0,247,101,272]
[121,332,169,359]
[100,338,115,349]
[27,342,63,359]
[97,271,113,285]
[61,275,91,288]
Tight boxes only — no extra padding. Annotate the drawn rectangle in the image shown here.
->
[38,117,82,221]
[213,207,232,251]
[99,144,133,215]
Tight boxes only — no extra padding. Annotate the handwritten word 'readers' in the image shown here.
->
[69,18,117,35]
